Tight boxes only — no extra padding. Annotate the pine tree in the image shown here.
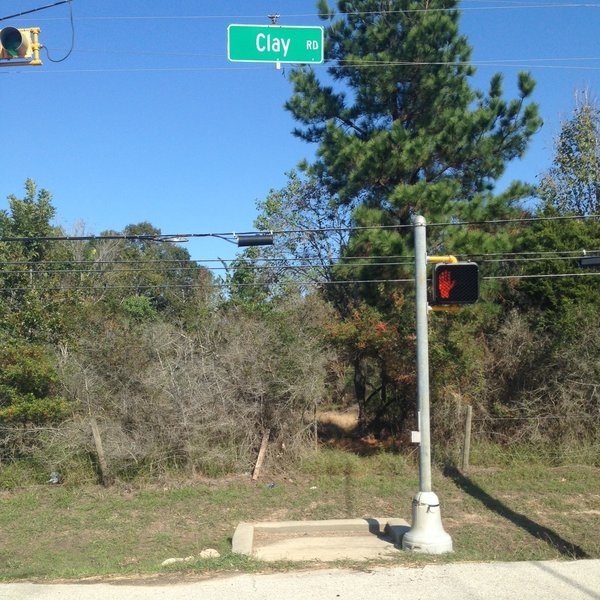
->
[287,0,541,259]
[282,0,542,431]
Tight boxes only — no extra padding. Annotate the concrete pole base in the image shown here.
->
[402,491,453,554]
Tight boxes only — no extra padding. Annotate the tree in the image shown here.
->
[0,340,70,423]
[281,0,541,430]
[508,92,600,334]
[0,181,75,429]
[75,222,212,328]
[286,0,542,298]
[248,170,356,313]
[469,92,600,449]
[288,0,541,235]
[0,179,56,259]
[255,172,349,276]
[326,300,416,433]
[0,179,70,341]
[538,91,600,216]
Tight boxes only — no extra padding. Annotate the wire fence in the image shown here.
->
[1,409,598,472]
[452,407,600,469]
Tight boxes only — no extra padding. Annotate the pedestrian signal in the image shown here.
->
[432,262,479,305]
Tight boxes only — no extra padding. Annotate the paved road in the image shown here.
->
[2,560,599,600]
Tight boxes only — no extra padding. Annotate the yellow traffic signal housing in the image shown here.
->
[0,27,42,65]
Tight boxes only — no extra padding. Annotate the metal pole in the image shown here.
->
[402,215,452,553]
[413,215,432,493]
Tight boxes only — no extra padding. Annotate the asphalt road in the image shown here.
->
[2,560,600,600]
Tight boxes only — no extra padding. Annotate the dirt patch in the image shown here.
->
[317,408,359,433]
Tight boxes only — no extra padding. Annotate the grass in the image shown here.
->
[0,447,599,581]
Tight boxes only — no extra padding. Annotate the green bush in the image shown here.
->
[0,459,46,490]
[121,295,158,323]
[0,342,71,423]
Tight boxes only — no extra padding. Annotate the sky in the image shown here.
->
[2,0,600,265]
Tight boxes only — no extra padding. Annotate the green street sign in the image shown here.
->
[227,24,324,64]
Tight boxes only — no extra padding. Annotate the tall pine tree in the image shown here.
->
[282,0,542,431]
[287,0,541,263]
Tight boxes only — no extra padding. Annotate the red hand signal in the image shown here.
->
[437,269,456,300]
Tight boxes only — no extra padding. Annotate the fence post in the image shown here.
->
[90,417,112,487]
[462,405,473,472]
[252,429,271,481]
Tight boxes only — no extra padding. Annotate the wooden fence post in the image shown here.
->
[461,405,473,472]
[90,417,112,487]
[252,429,271,481]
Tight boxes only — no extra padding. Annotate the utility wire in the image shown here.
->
[7,4,600,73]
[486,271,600,280]
[0,248,598,266]
[0,0,71,23]
[15,62,600,75]
[4,270,600,293]
[0,261,413,276]
[1,252,598,277]
[24,3,600,21]
[0,278,417,292]
[0,211,598,245]
[42,0,74,63]
[61,46,600,67]
[10,3,599,75]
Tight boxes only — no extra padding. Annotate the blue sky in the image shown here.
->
[2,0,599,264]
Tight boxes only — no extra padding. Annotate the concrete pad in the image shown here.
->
[253,532,399,562]
[232,518,410,562]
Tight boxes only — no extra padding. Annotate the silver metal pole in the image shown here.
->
[413,215,432,493]
[403,215,452,553]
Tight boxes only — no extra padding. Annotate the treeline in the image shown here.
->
[2,0,600,482]
[0,180,337,480]
[2,92,598,482]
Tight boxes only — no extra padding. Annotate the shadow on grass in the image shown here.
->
[443,466,589,559]
[317,422,404,457]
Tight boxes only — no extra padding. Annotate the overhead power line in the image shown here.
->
[48,47,600,72]
[485,271,600,280]
[0,211,599,245]
[14,60,600,76]
[8,3,600,74]
[0,251,598,278]
[0,247,598,267]
[3,270,600,294]
[0,0,71,23]
[21,2,600,21]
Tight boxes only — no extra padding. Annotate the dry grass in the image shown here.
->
[317,406,359,433]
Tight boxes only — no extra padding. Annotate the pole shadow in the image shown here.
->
[443,466,589,559]
[532,561,600,599]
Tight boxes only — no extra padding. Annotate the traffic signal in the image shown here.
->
[0,27,41,65]
[432,262,479,305]
[0,27,33,59]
